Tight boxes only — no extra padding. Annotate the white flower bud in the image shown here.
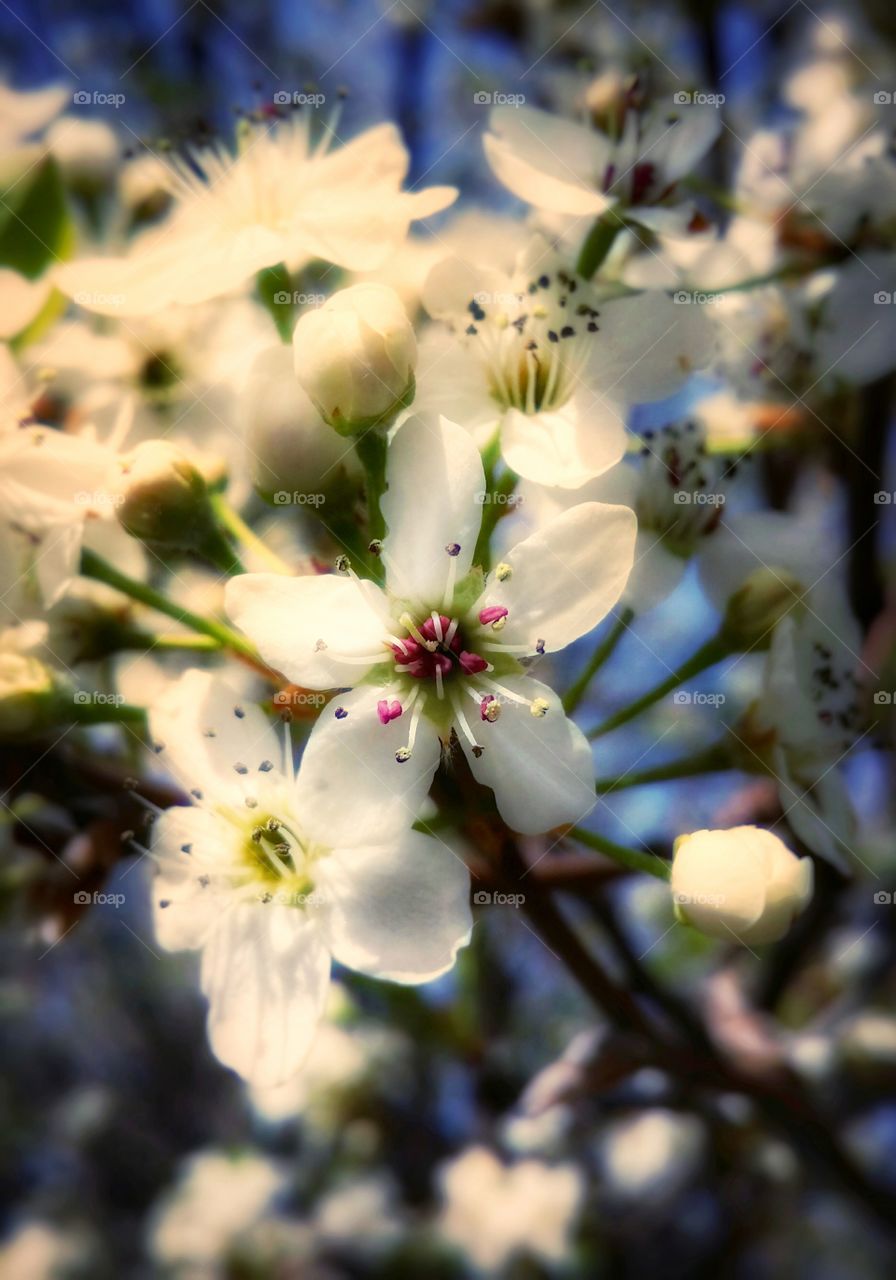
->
[292,284,416,434]
[114,440,226,558]
[721,567,807,650]
[671,825,813,945]
[243,344,358,501]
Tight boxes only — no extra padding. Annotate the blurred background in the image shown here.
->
[2,0,896,1276]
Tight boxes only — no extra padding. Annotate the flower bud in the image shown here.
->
[114,440,222,555]
[721,567,807,651]
[0,653,75,738]
[243,344,359,502]
[292,284,416,435]
[671,825,813,945]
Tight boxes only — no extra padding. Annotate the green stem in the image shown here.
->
[194,522,247,576]
[587,630,735,739]
[209,492,291,575]
[595,742,731,793]
[473,467,518,570]
[115,630,222,654]
[569,827,671,880]
[80,549,261,663]
[563,608,633,713]
[354,428,389,582]
[71,700,146,726]
[576,212,624,279]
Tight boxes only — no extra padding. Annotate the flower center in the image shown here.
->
[390,612,490,685]
[458,269,601,416]
[232,808,320,906]
[634,421,728,555]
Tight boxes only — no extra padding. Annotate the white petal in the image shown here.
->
[200,903,331,1087]
[482,502,636,652]
[621,531,686,615]
[460,677,595,834]
[225,572,390,689]
[661,106,722,183]
[149,668,281,806]
[501,398,628,489]
[316,830,471,982]
[382,416,484,604]
[296,684,442,846]
[590,292,715,403]
[697,511,834,612]
[292,124,456,270]
[149,806,232,951]
[56,224,282,316]
[483,107,612,216]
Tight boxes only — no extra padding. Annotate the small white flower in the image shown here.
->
[293,283,416,432]
[0,421,119,625]
[671,825,814,945]
[436,1145,583,1273]
[483,102,720,236]
[57,114,456,315]
[226,417,637,834]
[147,668,471,1087]
[147,1149,285,1270]
[747,599,864,871]
[418,237,713,489]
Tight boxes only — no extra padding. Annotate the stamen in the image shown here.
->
[478,605,509,627]
[399,612,438,651]
[451,692,483,756]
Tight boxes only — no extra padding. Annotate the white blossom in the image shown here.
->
[226,416,637,834]
[147,667,471,1086]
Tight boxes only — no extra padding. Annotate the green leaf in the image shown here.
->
[0,156,73,279]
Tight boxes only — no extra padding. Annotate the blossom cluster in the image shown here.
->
[0,42,882,1107]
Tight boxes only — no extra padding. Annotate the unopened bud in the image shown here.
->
[114,440,222,555]
[721,567,807,650]
[671,825,813,945]
[292,283,416,435]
